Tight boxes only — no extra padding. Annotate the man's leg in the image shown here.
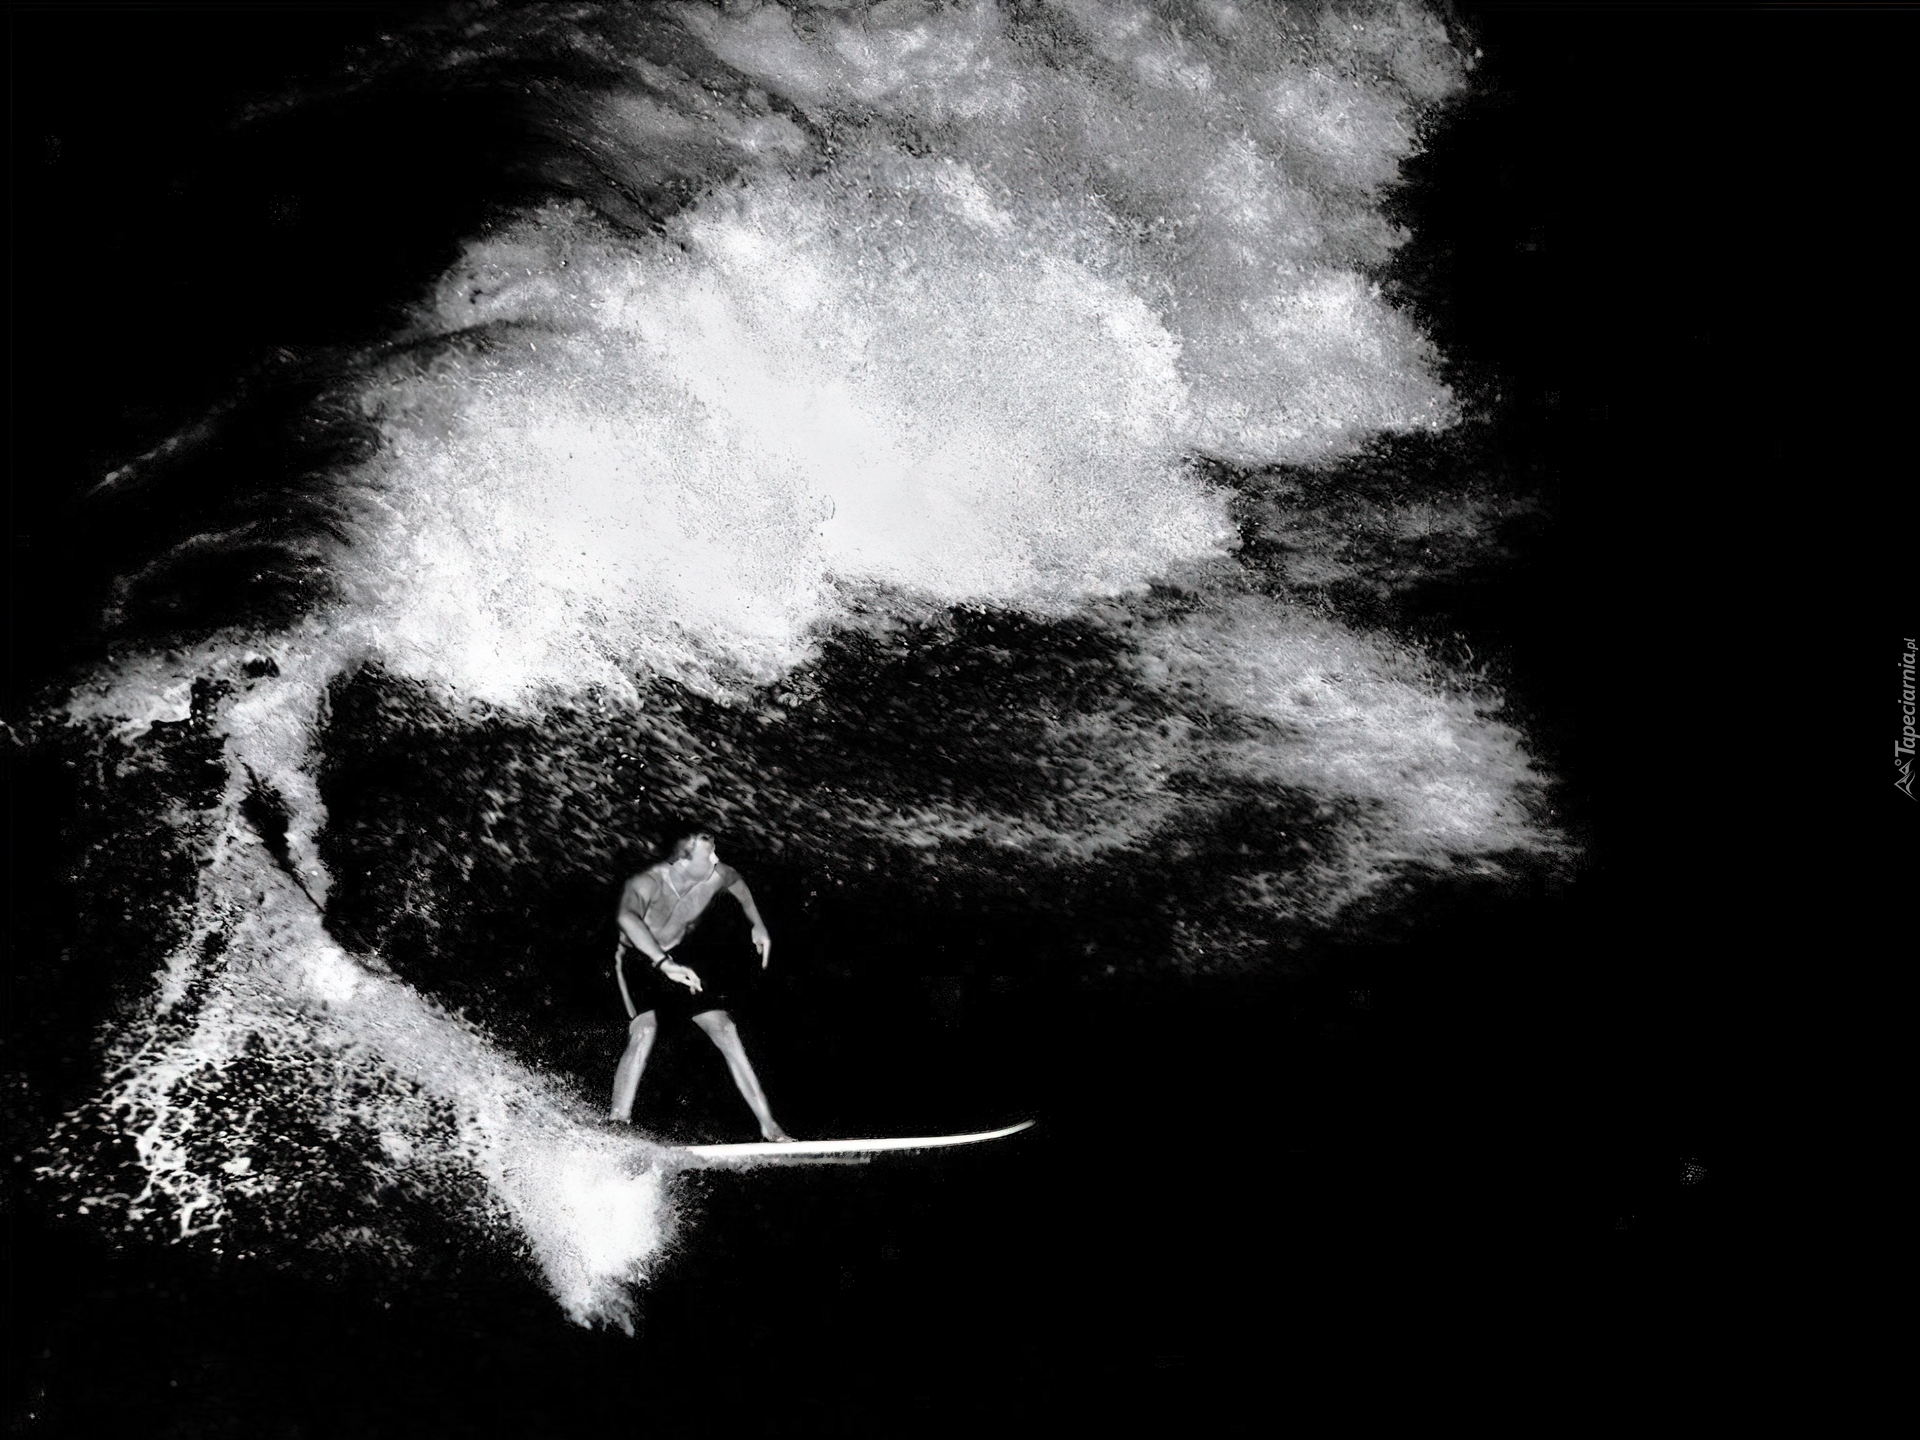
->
[691,1009,792,1142]
[610,1010,659,1122]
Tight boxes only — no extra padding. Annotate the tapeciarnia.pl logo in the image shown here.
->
[1900,638,1917,800]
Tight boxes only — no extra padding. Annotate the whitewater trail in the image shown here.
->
[56,641,678,1329]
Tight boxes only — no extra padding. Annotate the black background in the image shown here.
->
[5,2,1884,1432]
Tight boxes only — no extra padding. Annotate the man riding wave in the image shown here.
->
[609,830,794,1143]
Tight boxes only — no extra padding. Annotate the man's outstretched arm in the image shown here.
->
[726,870,773,966]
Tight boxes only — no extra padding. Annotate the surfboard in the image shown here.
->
[679,1119,1034,1162]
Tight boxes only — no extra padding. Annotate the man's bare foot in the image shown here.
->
[761,1125,796,1143]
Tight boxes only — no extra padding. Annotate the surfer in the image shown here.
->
[609,831,794,1142]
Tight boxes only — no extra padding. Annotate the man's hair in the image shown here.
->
[665,831,716,862]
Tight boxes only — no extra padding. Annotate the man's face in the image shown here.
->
[686,836,717,871]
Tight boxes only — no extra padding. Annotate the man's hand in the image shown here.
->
[751,924,772,968]
[658,960,703,994]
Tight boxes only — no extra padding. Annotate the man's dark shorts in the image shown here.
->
[621,921,757,1023]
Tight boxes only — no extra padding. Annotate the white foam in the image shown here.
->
[1133,597,1550,856]
[311,0,1464,708]
[338,163,1226,705]
[682,0,1463,460]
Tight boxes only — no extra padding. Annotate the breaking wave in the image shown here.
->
[29,1,1564,1328]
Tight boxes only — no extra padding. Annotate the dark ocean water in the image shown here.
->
[3,1,1797,1430]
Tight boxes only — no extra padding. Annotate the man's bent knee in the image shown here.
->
[691,1008,732,1033]
[628,1010,658,1038]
